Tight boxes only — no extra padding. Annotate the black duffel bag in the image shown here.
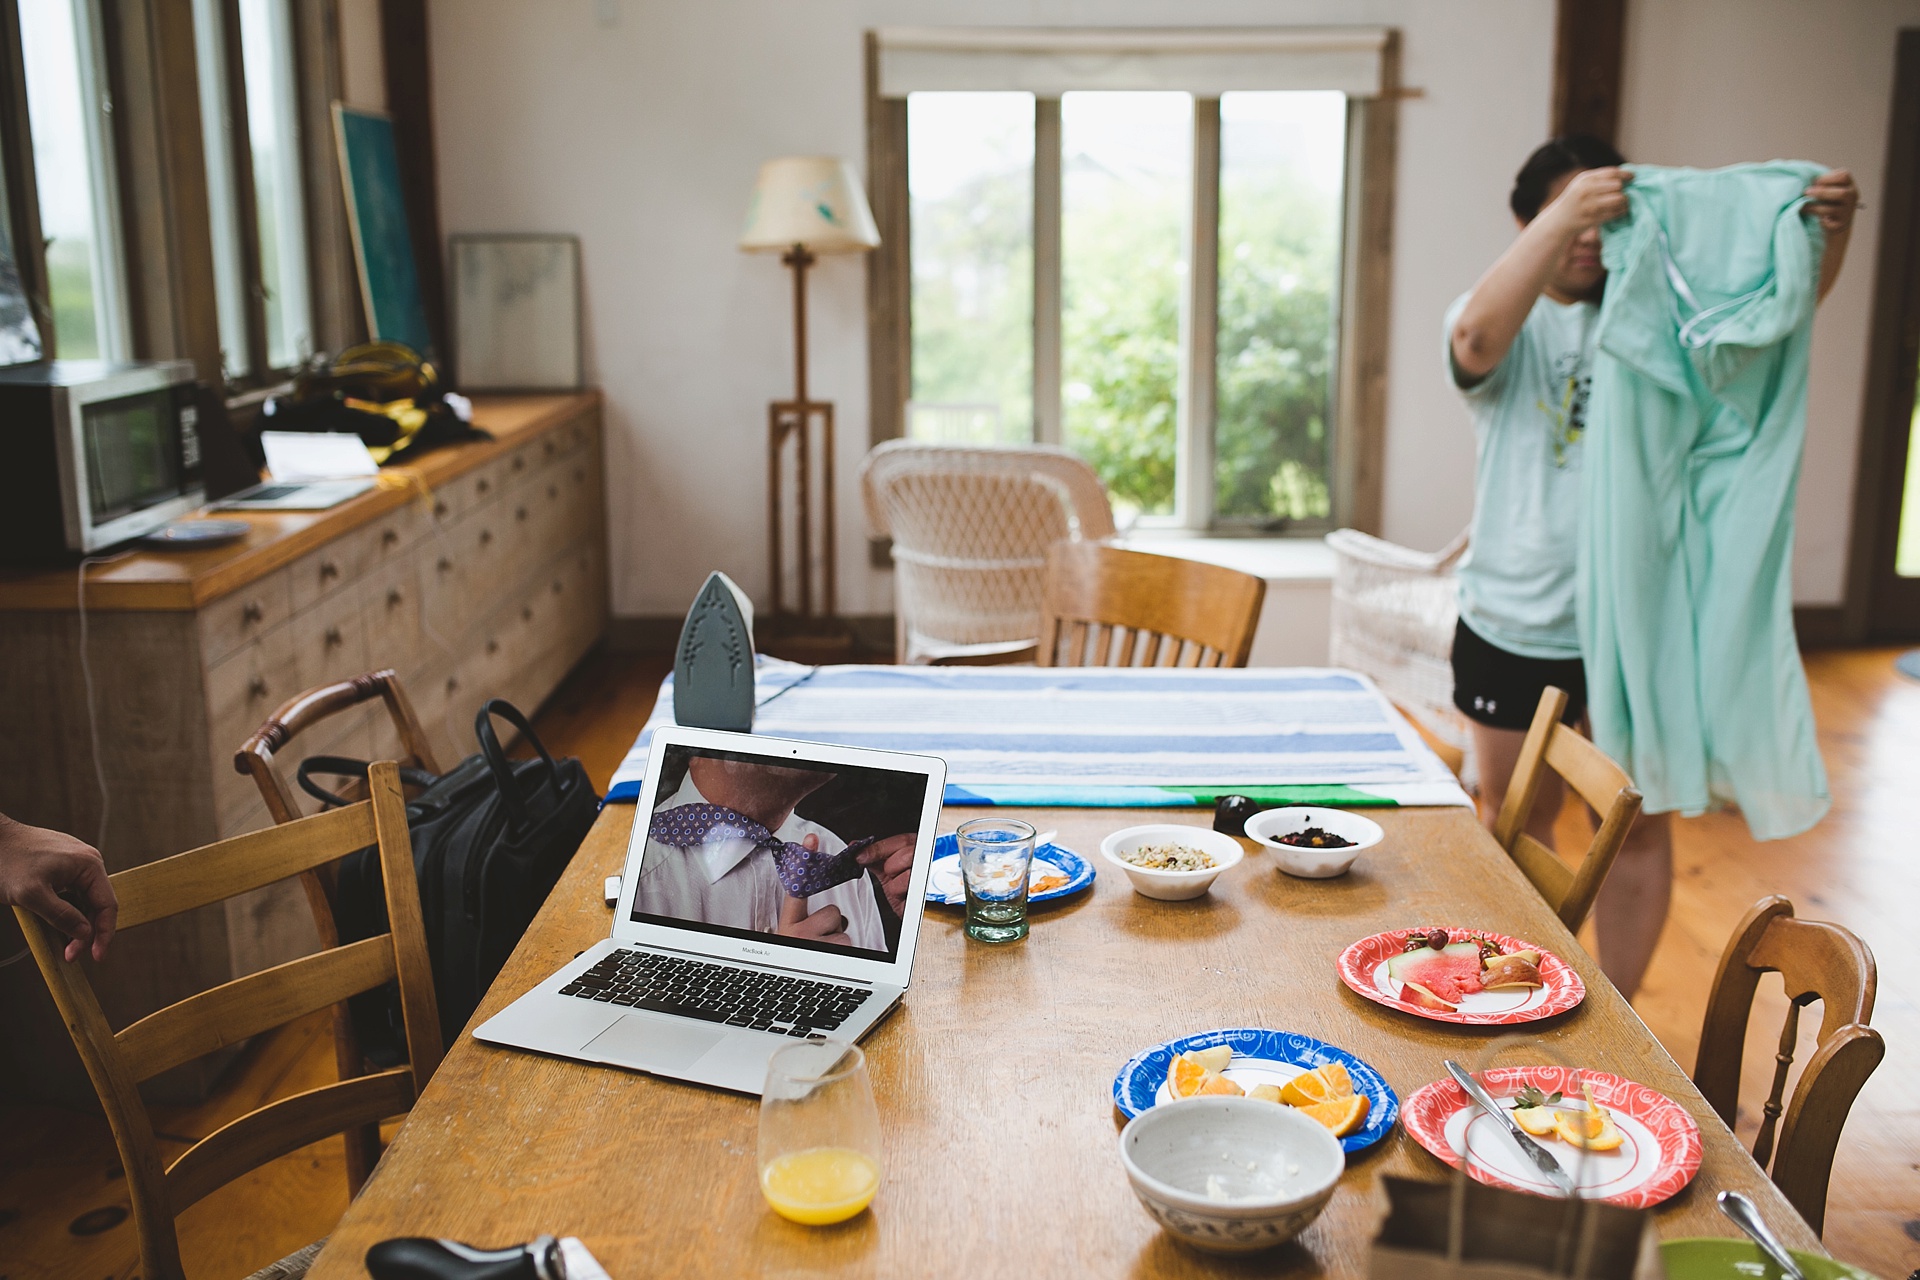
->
[299,699,599,1060]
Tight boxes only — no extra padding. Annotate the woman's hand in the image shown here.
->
[1806,169,1861,301]
[0,815,117,962]
[1539,166,1632,236]
[1804,169,1860,237]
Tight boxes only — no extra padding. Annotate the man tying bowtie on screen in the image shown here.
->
[636,756,916,952]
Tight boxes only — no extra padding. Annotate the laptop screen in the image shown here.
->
[629,742,933,964]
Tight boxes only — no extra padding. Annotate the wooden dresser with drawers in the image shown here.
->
[0,393,607,1100]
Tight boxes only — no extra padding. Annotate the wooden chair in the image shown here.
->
[1693,896,1883,1235]
[235,668,440,1191]
[12,762,442,1280]
[1490,686,1643,933]
[1037,542,1266,668]
[236,669,441,826]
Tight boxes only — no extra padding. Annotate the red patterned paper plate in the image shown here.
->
[1403,1065,1703,1208]
[1337,927,1586,1026]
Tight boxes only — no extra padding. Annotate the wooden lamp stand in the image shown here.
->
[767,243,838,625]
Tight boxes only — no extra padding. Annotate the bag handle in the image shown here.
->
[473,700,561,829]
[297,755,438,809]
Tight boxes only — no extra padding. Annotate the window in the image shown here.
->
[193,0,313,384]
[18,0,129,360]
[877,27,1393,534]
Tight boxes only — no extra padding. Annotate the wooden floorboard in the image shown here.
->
[1,645,1915,1278]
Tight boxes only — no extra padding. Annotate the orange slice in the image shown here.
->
[1552,1110,1623,1150]
[1169,1052,1245,1099]
[1278,1063,1354,1107]
[1294,1093,1369,1136]
[1188,1045,1234,1074]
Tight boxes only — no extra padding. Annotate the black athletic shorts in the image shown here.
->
[1450,618,1586,731]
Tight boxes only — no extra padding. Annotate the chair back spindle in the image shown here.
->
[1037,542,1265,669]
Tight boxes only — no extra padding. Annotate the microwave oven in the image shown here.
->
[0,359,205,563]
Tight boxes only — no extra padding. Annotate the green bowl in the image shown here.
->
[1660,1238,1883,1280]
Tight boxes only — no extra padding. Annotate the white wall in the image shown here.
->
[1618,0,1920,606]
[428,0,1553,620]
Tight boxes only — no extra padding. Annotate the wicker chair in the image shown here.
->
[860,441,1116,664]
[1325,527,1472,776]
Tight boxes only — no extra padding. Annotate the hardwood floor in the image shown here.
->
[2,645,1914,1279]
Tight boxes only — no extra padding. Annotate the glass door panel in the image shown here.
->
[1061,91,1191,520]
[908,92,1035,445]
[1215,91,1345,525]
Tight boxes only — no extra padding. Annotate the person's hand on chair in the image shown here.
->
[0,814,118,962]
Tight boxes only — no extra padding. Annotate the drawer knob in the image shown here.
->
[324,626,343,649]
[547,484,558,499]
[511,456,525,472]
[544,439,556,457]
[241,600,264,625]
[248,675,270,700]
[521,605,533,622]
[486,638,500,655]
[438,557,453,573]
[434,499,448,518]
[551,579,563,595]
[387,588,404,609]
[445,676,459,693]
[477,478,491,494]
[516,506,529,522]
[479,529,494,547]
[320,560,339,581]
[382,528,399,548]
[573,467,584,481]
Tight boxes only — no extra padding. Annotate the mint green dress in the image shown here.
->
[1579,162,1830,840]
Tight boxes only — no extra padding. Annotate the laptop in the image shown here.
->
[211,478,378,510]
[474,725,947,1094]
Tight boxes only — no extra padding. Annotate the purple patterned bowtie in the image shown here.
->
[648,802,874,898]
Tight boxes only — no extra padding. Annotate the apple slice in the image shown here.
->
[1399,979,1458,1012]
[1189,1045,1233,1074]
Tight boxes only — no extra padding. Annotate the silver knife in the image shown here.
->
[1444,1059,1578,1198]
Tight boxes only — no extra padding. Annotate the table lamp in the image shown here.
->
[740,156,880,622]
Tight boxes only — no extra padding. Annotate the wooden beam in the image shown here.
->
[1551,0,1627,144]
[864,30,910,450]
[379,0,448,370]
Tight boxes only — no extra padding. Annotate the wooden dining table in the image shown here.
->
[306,802,1822,1278]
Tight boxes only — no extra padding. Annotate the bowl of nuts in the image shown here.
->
[1243,808,1383,879]
[1098,824,1245,900]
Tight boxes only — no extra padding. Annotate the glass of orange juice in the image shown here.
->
[758,1040,882,1225]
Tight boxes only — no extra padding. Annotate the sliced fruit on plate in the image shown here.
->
[1278,1063,1354,1107]
[1169,1052,1244,1099]
[1387,941,1488,1003]
[1187,1044,1234,1074]
[1399,980,1458,1012]
[1482,952,1545,990]
[1552,1083,1623,1150]
[1510,1084,1563,1136]
[1295,1093,1370,1136]
[1248,1083,1286,1104]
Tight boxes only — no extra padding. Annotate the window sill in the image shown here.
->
[1115,531,1333,583]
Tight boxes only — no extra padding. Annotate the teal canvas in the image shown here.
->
[334,105,435,360]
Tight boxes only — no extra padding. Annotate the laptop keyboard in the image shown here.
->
[560,950,873,1036]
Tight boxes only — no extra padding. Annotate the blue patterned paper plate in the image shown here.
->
[1112,1027,1399,1154]
[924,835,1095,906]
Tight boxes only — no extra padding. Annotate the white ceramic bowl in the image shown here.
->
[1097,824,1244,900]
[1118,1096,1345,1254]
[1243,807,1385,879]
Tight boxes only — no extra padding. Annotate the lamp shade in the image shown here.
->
[739,156,881,253]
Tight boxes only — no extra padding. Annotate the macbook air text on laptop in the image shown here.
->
[473,726,946,1094]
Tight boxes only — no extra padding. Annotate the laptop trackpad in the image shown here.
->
[585,1014,726,1072]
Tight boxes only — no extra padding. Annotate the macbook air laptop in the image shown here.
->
[474,725,946,1094]
[212,477,378,510]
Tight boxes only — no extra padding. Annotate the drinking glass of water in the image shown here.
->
[759,1039,882,1225]
[956,816,1036,943]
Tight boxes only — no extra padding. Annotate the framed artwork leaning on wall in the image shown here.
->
[450,233,583,391]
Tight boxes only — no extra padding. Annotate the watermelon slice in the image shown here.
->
[1386,942,1487,1004]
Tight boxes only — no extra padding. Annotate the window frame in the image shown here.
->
[866,28,1399,539]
